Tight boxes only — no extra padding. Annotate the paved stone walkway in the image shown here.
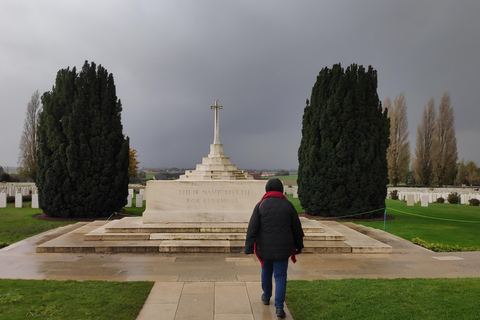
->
[1,222,480,319]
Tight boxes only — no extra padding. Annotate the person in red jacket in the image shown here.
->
[245,178,304,318]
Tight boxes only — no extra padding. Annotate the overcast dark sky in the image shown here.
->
[1,1,479,171]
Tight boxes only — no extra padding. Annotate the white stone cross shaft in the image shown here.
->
[211,100,223,144]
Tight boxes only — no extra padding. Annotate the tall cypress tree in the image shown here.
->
[298,64,389,218]
[37,61,129,218]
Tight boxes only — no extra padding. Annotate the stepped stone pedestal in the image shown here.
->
[180,144,253,180]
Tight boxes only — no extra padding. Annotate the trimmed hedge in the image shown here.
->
[413,237,480,252]
[468,198,479,206]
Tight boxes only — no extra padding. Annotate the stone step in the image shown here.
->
[305,232,345,241]
[322,221,392,254]
[85,232,151,241]
[158,239,365,254]
[86,217,331,242]
[85,231,344,242]
[159,240,233,253]
[152,233,246,241]
[37,239,377,254]
[102,217,324,234]
[157,239,357,254]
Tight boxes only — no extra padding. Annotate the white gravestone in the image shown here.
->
[421,194,429,207]
[126,194,132,207]
[0,192,6,208]
[284,186,293,195]
[407,194,415,206]
[136,194,143,207]
[15,193,22,208]
[31,194,39,208]
[464,195,471,204]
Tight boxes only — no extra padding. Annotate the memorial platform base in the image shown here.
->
[36,217,392,254]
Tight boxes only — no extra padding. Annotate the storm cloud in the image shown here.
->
[1,1,479,171]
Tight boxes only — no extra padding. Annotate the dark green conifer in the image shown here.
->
[298,64,389,218]
[37,61,129,218]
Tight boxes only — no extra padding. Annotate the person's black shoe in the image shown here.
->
[261,295,270,305]
[276,308,286,318]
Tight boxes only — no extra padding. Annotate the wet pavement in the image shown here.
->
[1,222,480,319]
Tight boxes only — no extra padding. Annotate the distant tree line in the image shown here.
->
[275,170,290,176]
[456,160,480,186]
[412,93,457,186]
[385,91,463,186]
[0,166,20,182]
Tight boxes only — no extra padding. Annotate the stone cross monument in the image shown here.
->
[143,99,266,223]
[211,99,223,144]
[179,100,253,180]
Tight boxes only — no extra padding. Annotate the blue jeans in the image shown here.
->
[261,258,289,309]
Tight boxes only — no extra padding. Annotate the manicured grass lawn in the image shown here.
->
[287,199,480,318]
[144,172,157,180]
[289,197,480,249]
[276,175,298,184]
[354,199,480,248]
[287,278,480,320]
[0,201,146,247]
[129,197,146,213]
[0,279,153,319]
[287,194,303,213]
[124,203,145,216]
[0,203,76,246]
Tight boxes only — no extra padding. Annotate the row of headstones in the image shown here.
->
[0,192,39,208]
[125,188,146,208]
[398,192,480,207]
[387,186,480,195]
[0,188,146,209]
[0,186,37,197]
